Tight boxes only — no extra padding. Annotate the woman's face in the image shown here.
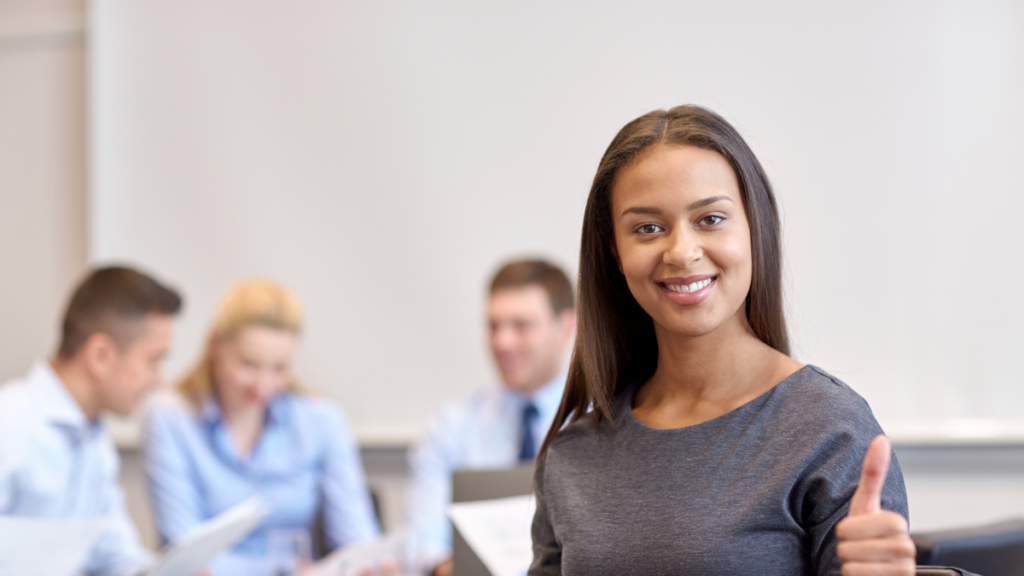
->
[211,325,298,414]
[611,144,753,339]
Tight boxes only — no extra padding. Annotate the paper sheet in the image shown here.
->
[448,495,536,576]
[151,495,271,576]
[0,516,109,576]
[304,532,409,576]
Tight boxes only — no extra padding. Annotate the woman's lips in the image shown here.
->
[659,276,717,306]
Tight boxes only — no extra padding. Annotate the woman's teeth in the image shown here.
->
[665,278,713,294]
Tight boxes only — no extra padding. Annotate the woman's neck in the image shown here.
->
[219,400,267,458]
[633,311,802,429]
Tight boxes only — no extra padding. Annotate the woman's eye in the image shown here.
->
[635,224,664,234]
[699,215,725,226]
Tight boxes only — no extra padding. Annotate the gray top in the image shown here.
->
[529,365,908,576]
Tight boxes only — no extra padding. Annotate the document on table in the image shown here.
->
[448,495,536,576]
[303,531,407,576]
[150,495,271,576]
[0,516,108,576]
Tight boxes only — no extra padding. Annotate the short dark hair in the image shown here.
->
[58,266,183,358]
[489,259,575,314]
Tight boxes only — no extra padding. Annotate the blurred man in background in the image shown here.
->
[0,266,182,576]
[406,259,576,576]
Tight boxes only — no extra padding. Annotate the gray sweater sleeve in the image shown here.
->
[802,440,907,574]
[530,454,561,576]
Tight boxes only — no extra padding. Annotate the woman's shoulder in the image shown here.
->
[546,400,623,455]
[140,389,206,450]
[550,415,599,444]
[778,365,876,419]
[766,365,888,448]
[538,417,595,486]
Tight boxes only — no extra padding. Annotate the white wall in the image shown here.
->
[0,0,87,383]
[0,0,1016,549]
[90,0,1024,440]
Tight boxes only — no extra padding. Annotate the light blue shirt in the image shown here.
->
[0,361,153,576]
[405,375,566,565]
[142,390,379,576]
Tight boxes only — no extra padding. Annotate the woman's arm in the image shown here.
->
[528,456,561,576]
[794,387,911,575]
[835,436,916,575]
[318,403,380,548]
[141,405,208,543]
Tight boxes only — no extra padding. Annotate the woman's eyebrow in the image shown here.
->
[620,196,733,217]
[620,206,662,217]
[688,195,733,210]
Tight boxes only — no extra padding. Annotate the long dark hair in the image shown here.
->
[539,105,789,459]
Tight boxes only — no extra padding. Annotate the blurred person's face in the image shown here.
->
[487,286,575,393]
[212,325,297,415]
[611,144,752,340]
[92,313,174,416]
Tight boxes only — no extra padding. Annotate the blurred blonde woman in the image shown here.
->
[142,280,379,575]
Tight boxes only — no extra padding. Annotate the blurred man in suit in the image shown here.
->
[406,259,576,576]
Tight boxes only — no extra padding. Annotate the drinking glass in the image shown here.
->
[335,530,418,576]
[268,528,313,576]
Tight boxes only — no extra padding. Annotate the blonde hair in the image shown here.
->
[178,279,308,405]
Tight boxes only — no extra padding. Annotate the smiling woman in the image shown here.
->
[529,106,917,576]
[613,146,755,345]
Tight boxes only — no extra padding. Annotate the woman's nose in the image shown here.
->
[663,227,702,269]
[255,371,277,393]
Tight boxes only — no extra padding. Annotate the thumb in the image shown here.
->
[848,435,891,517]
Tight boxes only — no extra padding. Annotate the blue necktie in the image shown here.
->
[518,402,539,462]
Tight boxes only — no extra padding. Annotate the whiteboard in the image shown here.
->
[89,0,1024,442]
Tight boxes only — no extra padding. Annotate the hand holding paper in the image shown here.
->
[149,495,271,576]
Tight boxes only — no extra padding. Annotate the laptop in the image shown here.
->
[451,466,535,576]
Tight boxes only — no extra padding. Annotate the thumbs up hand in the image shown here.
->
[835,435,915,575]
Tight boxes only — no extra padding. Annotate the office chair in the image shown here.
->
[312,488,384,559]
[913,518,1024,576]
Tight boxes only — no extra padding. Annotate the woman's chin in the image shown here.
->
[653,313,735,340]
